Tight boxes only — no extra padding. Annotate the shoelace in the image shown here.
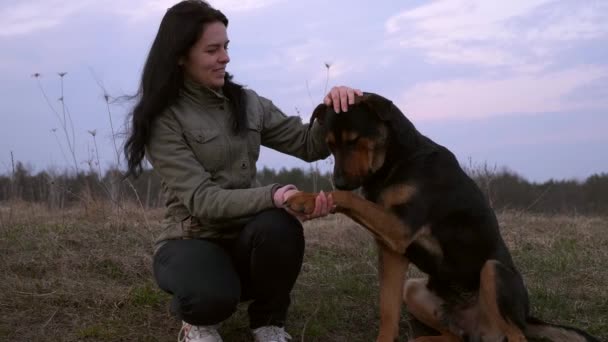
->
[254,326,292,342]
[178,323,221,342]
[177,323,190,342]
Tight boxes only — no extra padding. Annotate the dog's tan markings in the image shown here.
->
[346,148,365,179]
[370,125,388,172]
[330,190,412,253]
[403,279,460,341]
[378,183,418,209]
[341,130,359,143]
[360,137,378,174]
[412,336,461,342]
[376,243,409,342]
[326,132,336,146]
[479,260,527,342]
[347,137,373,181]
[370,144,386,172]
[412,225,443,261]
[377,187,443,260]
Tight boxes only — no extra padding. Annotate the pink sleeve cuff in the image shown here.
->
[273,184,298,207]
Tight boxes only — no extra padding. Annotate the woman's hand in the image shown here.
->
[286,191,334,221]
[274,185,334,221]
[323,86,363,113]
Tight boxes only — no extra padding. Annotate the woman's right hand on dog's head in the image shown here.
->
[324,85,363,113]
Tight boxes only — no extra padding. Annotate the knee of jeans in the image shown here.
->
[177,288,239,325]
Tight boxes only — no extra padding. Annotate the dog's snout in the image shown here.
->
[333,173,359,190]
[333,174,347,190]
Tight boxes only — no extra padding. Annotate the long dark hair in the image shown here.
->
[124,0,247,177]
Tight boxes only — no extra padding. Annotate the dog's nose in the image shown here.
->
[334,173,361,190]
[333,174,348,190]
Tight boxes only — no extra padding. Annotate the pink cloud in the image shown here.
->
[398,65,608,121]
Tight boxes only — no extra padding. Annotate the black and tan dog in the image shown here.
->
[286,93,599,342]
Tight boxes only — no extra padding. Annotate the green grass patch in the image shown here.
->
[1,209,606,341]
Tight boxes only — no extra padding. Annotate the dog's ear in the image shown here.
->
[309,103,328,126]
[359,92,394,121]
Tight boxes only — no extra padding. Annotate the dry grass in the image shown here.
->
[0,202,606,341]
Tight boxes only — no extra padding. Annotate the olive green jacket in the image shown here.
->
[146,79,329,245]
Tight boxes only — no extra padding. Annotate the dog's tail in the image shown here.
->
[524,316,600,342]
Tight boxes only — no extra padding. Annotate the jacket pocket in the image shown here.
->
[183,129,225,172]
[246,127,261,161]
[246,114,262,161]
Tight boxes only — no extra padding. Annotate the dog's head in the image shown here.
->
[310,92,395,190]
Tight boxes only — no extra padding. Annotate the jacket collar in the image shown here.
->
[180,76,228,106]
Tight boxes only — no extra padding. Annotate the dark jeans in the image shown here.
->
[153,209,305,329]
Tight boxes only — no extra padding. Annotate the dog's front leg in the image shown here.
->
[283,190,412,253]
[376,242,409,342]
[331,190,412,254]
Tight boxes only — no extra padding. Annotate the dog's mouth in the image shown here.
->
[333,173,365,191]
[334,182,360,191]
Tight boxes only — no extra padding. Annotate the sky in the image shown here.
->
[1,0,607,182]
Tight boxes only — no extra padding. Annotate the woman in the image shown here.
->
[124,1,361,341]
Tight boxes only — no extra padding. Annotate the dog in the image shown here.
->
[285,93,599,342]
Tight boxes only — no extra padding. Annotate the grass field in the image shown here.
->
[0,202,606,341]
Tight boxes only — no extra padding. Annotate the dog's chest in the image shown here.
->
[368,184,445,273]
[406,225,444,273]
[372,182,418,209]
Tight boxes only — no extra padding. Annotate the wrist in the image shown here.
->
[273,184,298,208]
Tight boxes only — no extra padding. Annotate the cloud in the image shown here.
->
[233,36,362,88]
[278,39,327,68]
[212,0,285,12]
[383,1,608,122]
[0,0,94,37]
[386,0,608,70]
[398,65,608,120]
[0,0,286,36]
[113,0,286,22]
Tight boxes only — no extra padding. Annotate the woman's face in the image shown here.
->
[182,21,230,90]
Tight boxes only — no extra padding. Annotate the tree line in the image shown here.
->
[1,162,607,216]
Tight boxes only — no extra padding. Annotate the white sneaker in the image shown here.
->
[252,326,292,342]
[178,321,222,342]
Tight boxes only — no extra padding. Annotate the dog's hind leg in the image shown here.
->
[411,337,461,342]
[376,243,410,342]
[479,260,528,342]
[403,278,461,342]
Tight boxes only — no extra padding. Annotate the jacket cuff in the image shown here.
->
[271,184,298,208]
[270,183,282,207]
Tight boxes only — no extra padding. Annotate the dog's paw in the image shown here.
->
[284,192,318,215]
